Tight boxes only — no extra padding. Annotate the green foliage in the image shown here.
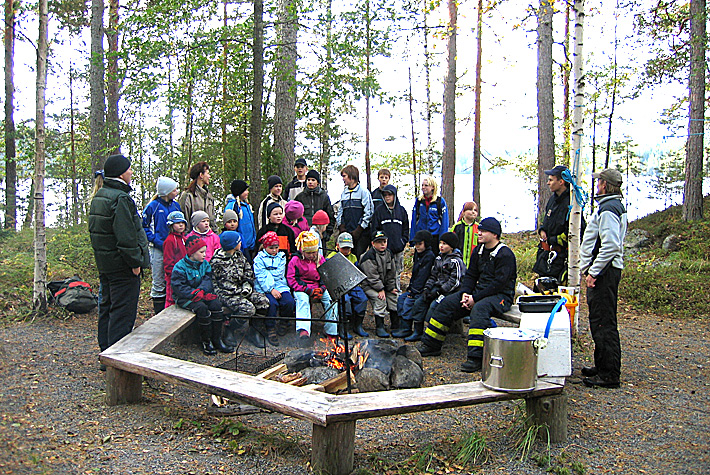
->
[454,431,490,467]
[506,403,550,462]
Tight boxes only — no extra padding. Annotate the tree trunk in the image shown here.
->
[424,9,433,174]
[106,0,120,154]
[90,0,106,171]
[536,0,554,228]
[409,67,418,196]
[274,0,298,181]
[684,0,705,221]
[320,0,334,184]
[250,0,264,193]
[472,0,483,211]
[562,0,571,165]
[34,0,48,315]
[222,0,228,174]
[4,0,16,230]
[364,0,372,191]
[70,63,79,226]
[604,0,619,170]
[441,0,457,227]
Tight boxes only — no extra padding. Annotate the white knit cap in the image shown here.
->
[156,176,179,197]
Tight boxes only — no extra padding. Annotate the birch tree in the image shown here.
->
[441,0,457,226]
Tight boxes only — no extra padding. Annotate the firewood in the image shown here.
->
[321,371,356,393]
[287,376,308,386]
[279,372,303,383]
[301,384,326,392]
[255,363,287,380]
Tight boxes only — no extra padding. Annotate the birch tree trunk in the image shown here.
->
[441,0,457,227]
[106,0,120,154]
[34,0,48,314]
[4,0,16,229]
[472,0,483,211]
[90,0,106,171]
[536,0,554,228]
[250,0,264,193]
[274,0,298,181]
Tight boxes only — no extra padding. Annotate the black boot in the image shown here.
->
[245,325,266,349]
[351,313,369,337]
[152,297,166,315]
[338,324,353,340]
[392,319,413,338]
[389,311,399,335]
[222,317,246,347]
[211,313,235,353]
[375,316,389,338]
[199,319,216,355]
[405,321,424,342]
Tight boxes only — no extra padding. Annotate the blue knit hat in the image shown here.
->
[220,231,242,251]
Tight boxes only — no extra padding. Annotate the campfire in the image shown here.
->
[312,338,369,373]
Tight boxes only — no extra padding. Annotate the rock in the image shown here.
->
[284,349,315,373]
[361,339,397,375]
[625,229,652,249]
[357,367,390,392]
[396,344,423,370]
[662,234,682,252]
[301,366,339,385]
[390,355,424,389]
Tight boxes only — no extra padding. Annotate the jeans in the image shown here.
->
[397,291,417,321]
[266,290,296,330]
[97,270,141,351]
[294,290,338,335]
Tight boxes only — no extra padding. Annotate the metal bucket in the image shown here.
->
[481,328,540,393]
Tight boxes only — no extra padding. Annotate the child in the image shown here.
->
[358,231,398,338]
[393,230,436,340]
[255,202,296,257]
[222,209,239,233]
[370,184,409,290]
[226,180,256,263]
[163,211,188,309]
[211,231,271,348]
[171,235,234,355]
[309,210,330,258]
[294,169,335,241]
[142,176,181,314]
[284,200,310,237]
[451,202,479,269]
[256,175,287,231]
[327,232,368,337]
[287,231,339,341]
[408,231,465,341]
[187,211,220,261]
[254,231,297,340]
[370,168,391,210]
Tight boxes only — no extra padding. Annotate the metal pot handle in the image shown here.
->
[489,356,504,368]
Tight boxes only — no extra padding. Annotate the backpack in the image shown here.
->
[415,197,443,224]
[47,277,98,314]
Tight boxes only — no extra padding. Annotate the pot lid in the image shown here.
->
[484,327,539,341]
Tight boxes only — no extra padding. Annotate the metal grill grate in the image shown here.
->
[218,352,285,375]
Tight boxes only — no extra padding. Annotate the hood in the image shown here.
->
[382,184,399,207]
[284,200,305,220]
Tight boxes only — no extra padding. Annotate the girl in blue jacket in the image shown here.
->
[253,231,296,337]
[226,179,256,265]
[409,175,449,245]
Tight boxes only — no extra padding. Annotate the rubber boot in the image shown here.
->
[222,317,246,348]
[152,297,166,315]
[351,313,369,337]
[211,313,235,353]
[245,325,266,349]
[389,311,400,336]
[375,316,389,338]
[338,324,353,340]
[199,319,216,355]
[392,319,413,338]
[405,321,424,342]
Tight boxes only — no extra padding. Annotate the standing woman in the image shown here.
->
[89,154,150,359]
[179,161,218,233]
[409,175,449,245]
[227,179,257,264]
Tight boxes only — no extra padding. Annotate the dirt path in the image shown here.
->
[1,302,708,474]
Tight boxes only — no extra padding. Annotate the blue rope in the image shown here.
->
[561,164,588,219]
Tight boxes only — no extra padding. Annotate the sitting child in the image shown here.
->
[254,231,297,339]
[221,209,239,233]
[309,210,330,258]
[255,202,296,257]
[327,232,368,337]
[287,231,339,341]
[187,211,220,261]
[210,231,271,348]
[163,211,188,309]
[284,200,310,238]
[171,235,234,355]
[359,231,399,338]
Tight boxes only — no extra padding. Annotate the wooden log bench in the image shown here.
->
[100,306,566,475]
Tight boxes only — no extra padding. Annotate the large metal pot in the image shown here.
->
[481,328,540,393]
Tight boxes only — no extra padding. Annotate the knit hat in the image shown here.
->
[104,154,131,178]
[219,231,242,251]
[166,211,187,226]
[223,209,238,225]
[267,175,283,191]
[156,176,178,197]
[337,232,354,249]
[312,210,330,225]
[267,202,283,218]
[185,235,207,256]
[372,231,388,242]
[592,168,623,187]
[296,231,320,252]
[191,210,210,228]
[231,179,249,198]
[413,229,433,247]
[478,217,502,237]
[284,200,304,221]
[439,231,459,249]
[306,169,321,184]
[259,231,280,247]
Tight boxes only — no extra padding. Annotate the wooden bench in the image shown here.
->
[100,306,566,475]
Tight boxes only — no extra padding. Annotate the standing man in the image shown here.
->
[533,165,571,283]
[580,168,627,389]
[89,154,150,359]
[337,164,374,258]
[284,158,309,201]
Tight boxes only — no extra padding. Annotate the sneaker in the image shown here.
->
[583,375,620,389]
[267,329,280,347]
[581,366,598,377]
[460,359,482,373]
[418,344,442,357]
[276,320,290,336]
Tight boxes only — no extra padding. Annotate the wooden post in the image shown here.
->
[311,421,355,475]
[105,367,142,405]
[526,392,568,443]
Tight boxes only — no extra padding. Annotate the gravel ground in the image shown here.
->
[1,298,709,474]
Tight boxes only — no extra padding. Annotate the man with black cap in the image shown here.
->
[256,175,286,231]
[295,169,335,241]
[284,158,309,201]
[580,167,627,389]
[89,154,150,361]
[533,164,573,283]
[419,217,517,373]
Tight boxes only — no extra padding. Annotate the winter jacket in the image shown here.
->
[287,252,326,294]
[580,194,627,278]
[407,247,436,296]
[450,219,479,269]
[284,176,307,201]
[336,183,374,232]
[186,228,221,262]
[171,255,214,308]
[409,196,449,242]
[539,189,571,252]
[163,232,187,276]
[326,250,358,265]
[256,194,287,232]
[225,198,256,251]
[89,178,150,274]
[461,243,517,302]
[295,186,335,241]
[423,249,465,297]
[210,247,257,309]
[256,222,296,257]
[358,247,397,293]
[370,184,409,254]
[371,186,386,211]
[179,185,217,232]
[142,197,182,250]
[284,201,310,238]
[254,250,290,294]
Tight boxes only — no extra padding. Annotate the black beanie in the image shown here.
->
[231,179,249,197]
[413,229,434,247]
[440,231,459,250]
[478,217,502,237]
[267,201,283,217]
[267,175,283,191]
[104,154,131,178]
[306,169,321,184]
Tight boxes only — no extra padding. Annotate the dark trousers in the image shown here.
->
[353,227,370,259]
[186,299,223,322]
[587,267,622,381]
[266,291,296,329]
[97,271,141,352]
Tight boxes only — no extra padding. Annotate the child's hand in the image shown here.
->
[271,289,282,299]
[377,290,385,300]
[311,288,324,300]
[203,292,218,301]
[190,289,205,302]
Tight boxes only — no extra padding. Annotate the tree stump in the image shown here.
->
[311,421,355,475]
[526,392,567,443]
[106,367,142,405]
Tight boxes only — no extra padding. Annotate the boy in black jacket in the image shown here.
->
[370,184,409,290]
[392,230,436,339]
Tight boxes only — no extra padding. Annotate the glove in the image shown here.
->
[190,289,205,302]
[203,292,218,301]
[351,225,364,240]
[311,287,324,301]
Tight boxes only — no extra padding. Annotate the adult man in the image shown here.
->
[337,165,374,258]
[418,217,516,373]
[295,169,335,241]
[284,158,309,201]
[580,168,627,389]
[533,165,571,283]
[89,154,150,361]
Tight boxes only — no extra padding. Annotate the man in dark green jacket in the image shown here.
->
[89,154,150,357]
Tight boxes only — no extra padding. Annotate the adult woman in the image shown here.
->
[179,161,218,232]
[409,175,449,245]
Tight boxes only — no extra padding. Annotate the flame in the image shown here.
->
[315,339,368,372]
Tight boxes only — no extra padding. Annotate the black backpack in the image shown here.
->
[48,277,98,314]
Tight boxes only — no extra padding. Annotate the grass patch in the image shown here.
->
[454,431,490,466]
